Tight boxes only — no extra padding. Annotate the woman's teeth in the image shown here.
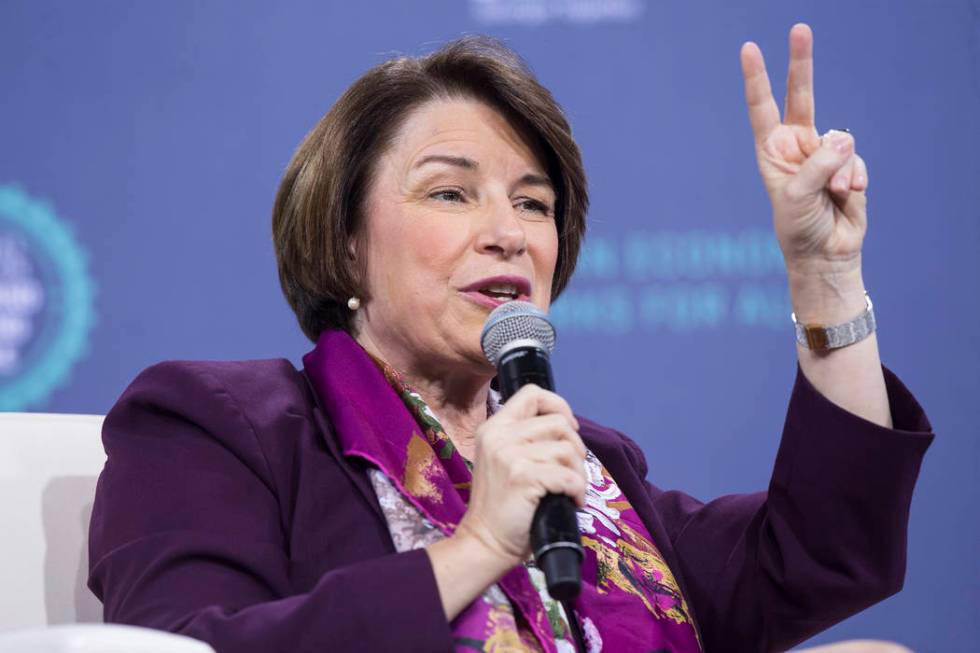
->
[480,284,518,299]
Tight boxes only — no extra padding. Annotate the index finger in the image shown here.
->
[740,41,781,144]
[501,384,579,430]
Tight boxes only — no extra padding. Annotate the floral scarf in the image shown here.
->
[303,330,703,652]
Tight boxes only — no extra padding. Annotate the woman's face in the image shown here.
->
[354,97,559,378]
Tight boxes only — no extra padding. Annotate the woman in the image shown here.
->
[88,25,933,653]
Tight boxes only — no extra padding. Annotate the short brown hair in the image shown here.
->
[272,36,588,342]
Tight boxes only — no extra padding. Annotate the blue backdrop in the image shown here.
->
[2,1,977,650]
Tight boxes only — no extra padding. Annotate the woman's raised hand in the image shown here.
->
[738,24,891,430]
[456,384,586,568]
[740,23,869,281]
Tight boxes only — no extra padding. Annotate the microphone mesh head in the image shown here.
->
[480,300,556,365]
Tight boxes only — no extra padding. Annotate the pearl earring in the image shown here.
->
[347,297,361,311]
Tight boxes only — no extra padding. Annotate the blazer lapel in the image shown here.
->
[299,367,387,524]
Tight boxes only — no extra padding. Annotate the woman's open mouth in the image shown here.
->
[459,276,531,308]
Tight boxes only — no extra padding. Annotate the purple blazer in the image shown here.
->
[88,359,933,652]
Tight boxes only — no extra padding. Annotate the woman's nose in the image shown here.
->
[477,198,527,258]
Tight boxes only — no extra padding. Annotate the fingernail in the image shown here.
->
[829,133,852,153]
[855,174,867,187]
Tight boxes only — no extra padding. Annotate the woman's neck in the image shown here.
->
[404,372,490,461]
[354,329,491,461]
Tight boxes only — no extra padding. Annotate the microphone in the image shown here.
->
[480,300,583,601]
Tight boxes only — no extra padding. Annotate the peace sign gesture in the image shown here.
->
[740,24,868,281]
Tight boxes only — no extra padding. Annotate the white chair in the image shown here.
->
[0,413,214,652]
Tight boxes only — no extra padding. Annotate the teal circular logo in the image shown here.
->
[0,185,96,410]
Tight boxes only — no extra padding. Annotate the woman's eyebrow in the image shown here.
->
[517,173,553,189]
[412,154,478,170]
[411,155,552,190]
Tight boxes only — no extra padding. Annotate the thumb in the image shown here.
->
[785,130,854,200]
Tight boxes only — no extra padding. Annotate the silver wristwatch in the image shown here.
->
[792,292,876,351]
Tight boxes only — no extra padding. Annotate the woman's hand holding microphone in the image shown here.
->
[426,384,586,621]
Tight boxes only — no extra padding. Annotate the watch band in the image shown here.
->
[792,292,876,351]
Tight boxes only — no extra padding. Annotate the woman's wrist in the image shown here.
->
[451,520,523,573]
[425,528,519,621]
[787,257,867,325]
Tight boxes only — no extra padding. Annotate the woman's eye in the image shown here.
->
[517,198,552,216]
[430,189,465,203]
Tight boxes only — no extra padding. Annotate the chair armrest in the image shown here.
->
[0,624,216,653]
[794,640,912,653]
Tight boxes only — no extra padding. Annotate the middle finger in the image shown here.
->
[514,414,585,456]
[784,23,816,127]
